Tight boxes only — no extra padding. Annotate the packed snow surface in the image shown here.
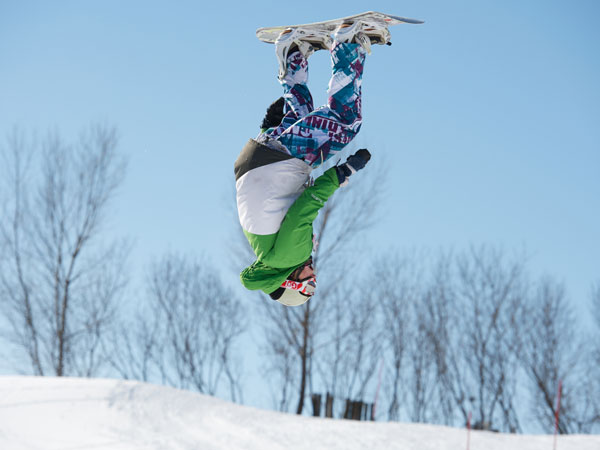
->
[0,376,598,450]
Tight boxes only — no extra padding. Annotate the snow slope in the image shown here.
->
[0,376,598,450]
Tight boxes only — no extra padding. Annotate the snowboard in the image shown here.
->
[256,11,424,44]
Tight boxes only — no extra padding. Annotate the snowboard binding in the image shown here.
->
[333,20,392,54]
[275,27,333,80]
[260,11,423,79]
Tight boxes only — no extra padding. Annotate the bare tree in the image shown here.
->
[314,287,347,402]
[0,125,128,376]
[368,251,421,421]
[521,277,598,433]
[407,285,439,423]
[455,246,526,432]
[254,161,387,414]
[110,253,247,402]
[261,304,301,412]
[422,251,465,426]
[422,246,527,431]
[373,249,456,424]
[316,282,382,413]
[105,309,160,383]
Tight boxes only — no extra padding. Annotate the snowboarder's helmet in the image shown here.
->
[269,259,316,306]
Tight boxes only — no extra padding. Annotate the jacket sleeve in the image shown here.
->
[262,167,339,269]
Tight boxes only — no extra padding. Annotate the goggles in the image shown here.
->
[281,276,317,297]
[281,258,316,297]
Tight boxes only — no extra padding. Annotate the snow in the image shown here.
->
[0,376,598,450]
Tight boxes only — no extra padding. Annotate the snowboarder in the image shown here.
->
[235,21,389,306]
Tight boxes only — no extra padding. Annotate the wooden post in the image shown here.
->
[344,399,352,419]
[351,401,362,420]
[325,392,334,418]
[311,394,322,417]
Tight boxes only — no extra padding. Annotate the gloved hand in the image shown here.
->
[335,149,371,187]
[260,97,285,131]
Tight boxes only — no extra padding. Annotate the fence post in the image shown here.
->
[351,401,362,420]
[325,392,334,418]
[343,399,352,419]
[311,394,322,417]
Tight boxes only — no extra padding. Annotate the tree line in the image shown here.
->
[1,125,598,434]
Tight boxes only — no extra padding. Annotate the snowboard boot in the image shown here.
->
[275,28,333,79]
[333,21,391,54]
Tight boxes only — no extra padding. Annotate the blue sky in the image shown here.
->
[1,0,599,405]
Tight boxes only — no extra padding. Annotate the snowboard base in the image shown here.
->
[256,11,424,44]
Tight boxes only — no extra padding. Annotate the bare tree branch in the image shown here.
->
[110,253,247,402]
[0,124,129,376]
[521,276,599,433]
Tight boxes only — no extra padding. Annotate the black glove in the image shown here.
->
[335,149,371,186]
[260,97,285,130]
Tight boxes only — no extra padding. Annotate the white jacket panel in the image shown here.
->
[236,158,311,235]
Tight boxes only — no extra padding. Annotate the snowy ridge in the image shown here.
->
[0,376,598,450]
